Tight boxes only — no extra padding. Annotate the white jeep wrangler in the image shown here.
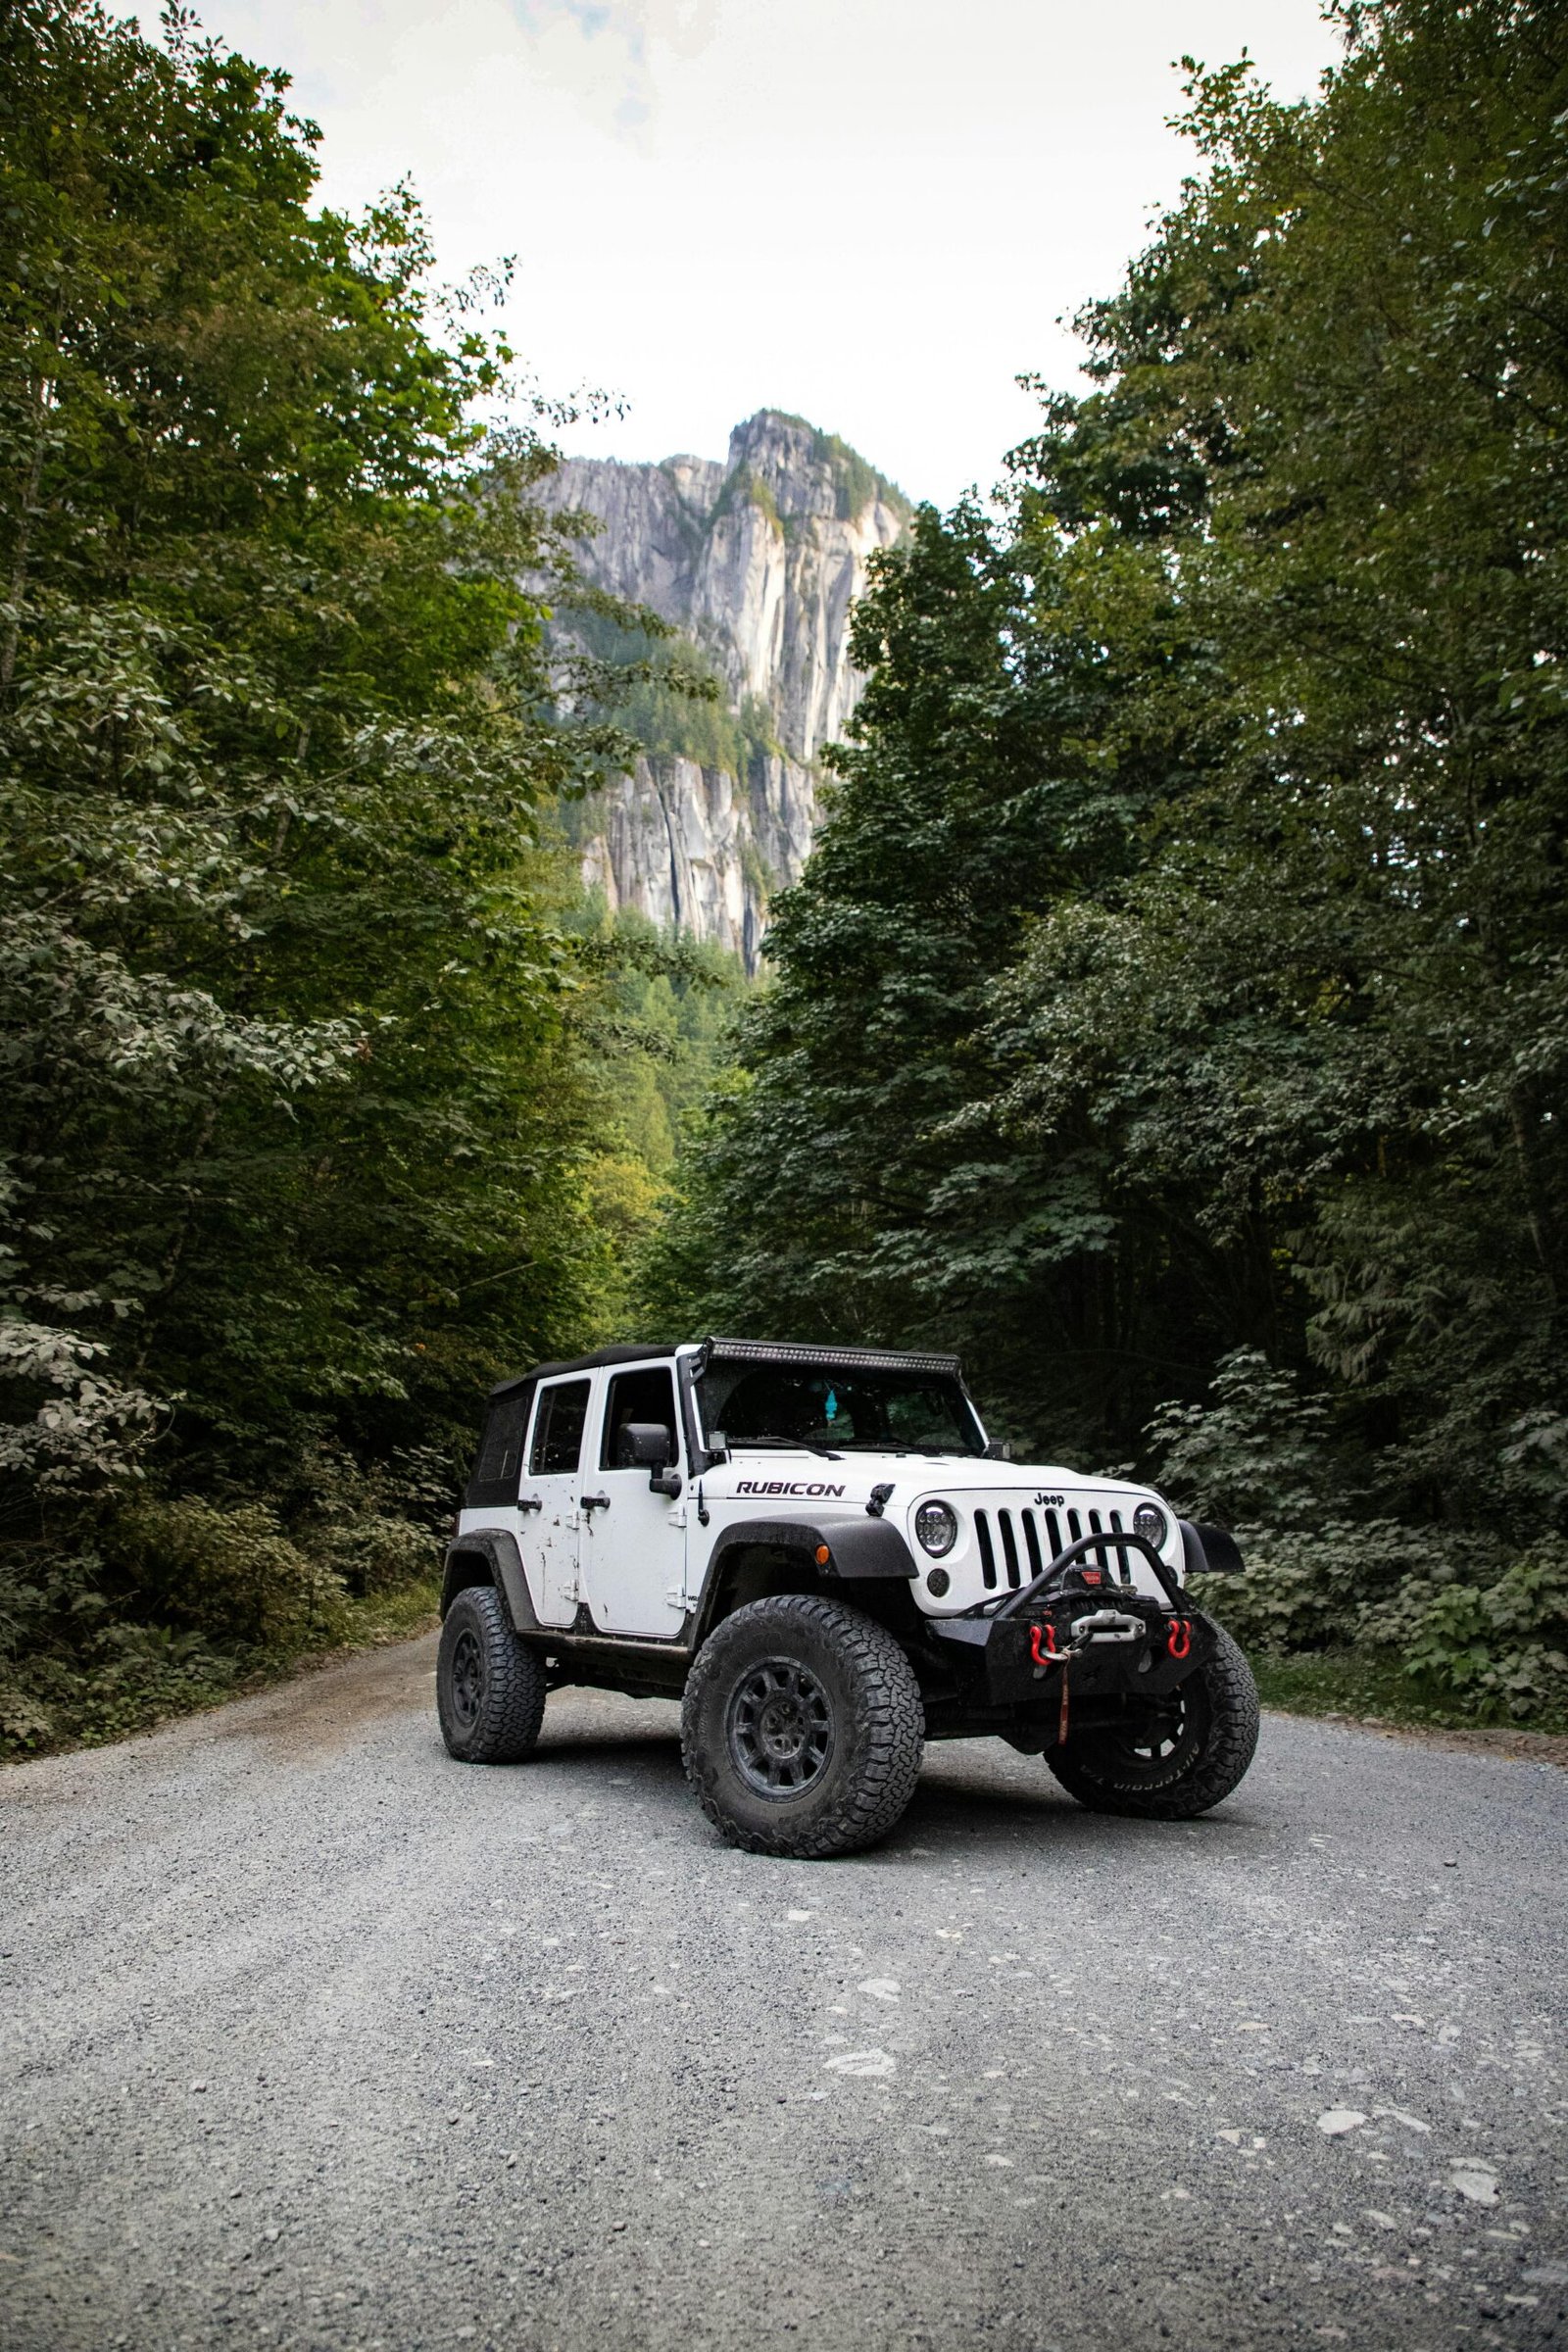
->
[437,1338,1259,1857]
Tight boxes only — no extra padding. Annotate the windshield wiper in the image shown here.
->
[737,1433,844,1460]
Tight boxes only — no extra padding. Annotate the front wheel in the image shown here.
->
[1046,1622,1259,1818]
[681,1594,925,1858]
[437,1584,547,1763]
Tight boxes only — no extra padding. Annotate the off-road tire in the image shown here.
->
[682,1594,925,1858]
[437,1584,547,1764]
[1046,1622,1259,1819]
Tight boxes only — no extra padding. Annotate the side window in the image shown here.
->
[466,1390,531,1507]
[528,1379,592,1477]
[601,1366,679,1470]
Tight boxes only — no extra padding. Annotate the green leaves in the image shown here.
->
[0,1,653,1739]
[657,0,1568,1660]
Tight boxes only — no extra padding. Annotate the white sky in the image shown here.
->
[165,0,1343,508]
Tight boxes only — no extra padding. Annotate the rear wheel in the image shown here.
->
[682,1594,924,1858]
[1046,1623,1258,1818]
[437,1584,546,1763]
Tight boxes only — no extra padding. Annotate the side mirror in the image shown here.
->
[616,1422,682,1498]
[617,1422,671,1466]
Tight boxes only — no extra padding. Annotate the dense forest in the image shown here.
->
[2,0,1563,1753]
[645,0,1568,1730]
[0,0,731,1750]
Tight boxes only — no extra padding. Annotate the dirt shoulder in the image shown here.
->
[1269,1707,1568,1769]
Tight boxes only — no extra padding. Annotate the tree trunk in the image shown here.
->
[0,377,50,695]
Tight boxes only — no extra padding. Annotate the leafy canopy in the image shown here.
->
[0,0,684,1746]
[647,0,1568,1720]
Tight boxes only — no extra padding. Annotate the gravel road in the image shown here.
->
[2,1635,1565,2352]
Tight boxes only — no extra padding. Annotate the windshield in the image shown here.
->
[698,1362,984,1456]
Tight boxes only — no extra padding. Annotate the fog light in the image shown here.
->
[926,1567,951,1597]
[915,1499,957,1557]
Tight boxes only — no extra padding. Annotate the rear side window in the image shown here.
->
[465,1388,532,1510]
[529,1379,592,1476]
[601,1365,679,1469]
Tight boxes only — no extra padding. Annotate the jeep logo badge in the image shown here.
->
[1034,1492,1065,1507]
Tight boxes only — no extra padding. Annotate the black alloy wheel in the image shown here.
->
[682,1593,924,1858]
[1087,1682,1209,1785]
[448,1626,484,1735]
[1046,1621,1259,1818]
[727,1658,835,1797]
[437,1583,547,1764]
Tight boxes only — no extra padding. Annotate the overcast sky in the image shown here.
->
[165,0,1343,507]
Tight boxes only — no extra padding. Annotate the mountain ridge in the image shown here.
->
[539,411,911,965]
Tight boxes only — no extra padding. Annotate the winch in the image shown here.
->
[974,1531,1216,1710]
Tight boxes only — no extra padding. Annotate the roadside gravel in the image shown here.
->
[2,1633,1565,2351]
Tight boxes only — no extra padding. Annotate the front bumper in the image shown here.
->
[926,1526,1217,1714]
[975,1593,1217,1707]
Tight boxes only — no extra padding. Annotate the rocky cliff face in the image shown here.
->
[540,412,909,966]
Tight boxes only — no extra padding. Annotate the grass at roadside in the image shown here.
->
[342,1576,443,1648]
[1,1577,442,1766]
[1251,1644,1567,1740]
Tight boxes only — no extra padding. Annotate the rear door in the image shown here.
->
[522,1376,593,1627]
[579,1362,689,1638]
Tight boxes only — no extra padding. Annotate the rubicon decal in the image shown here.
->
[735,1480,848,1498]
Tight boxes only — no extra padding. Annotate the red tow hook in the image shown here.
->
[1166,1616,1192,1660]
[1030,1622,1061,1666]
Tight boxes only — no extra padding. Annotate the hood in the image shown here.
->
[716,1446,1147,1504]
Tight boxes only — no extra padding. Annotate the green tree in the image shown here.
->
[650,491,1222,1449]
[655,0,1568,1723]
[990,0,1568,1505]
[0,1,643,1745]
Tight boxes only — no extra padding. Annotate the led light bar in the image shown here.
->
[697,1336,963,1379]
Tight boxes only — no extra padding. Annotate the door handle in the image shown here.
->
[579,1494,611,1513]
[518,1495,542,1513]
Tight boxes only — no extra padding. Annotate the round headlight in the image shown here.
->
[1133,1501,1169,1552]
[915,1499,958,1558]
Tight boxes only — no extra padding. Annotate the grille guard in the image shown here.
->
[953,1529,1214,1711]
[985,1528,1183,1617]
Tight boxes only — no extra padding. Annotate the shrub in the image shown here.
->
[1157,1349,1568,1730]
[1146,1348,1346,1530]
[306,1513,435,1597]
[1397,1544,1568,1725]
[111,1498,349,1648]
[1190,1517,1463,1655]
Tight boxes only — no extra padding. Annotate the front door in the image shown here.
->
[522,1375,593,1627]
[579,1363,689,1639]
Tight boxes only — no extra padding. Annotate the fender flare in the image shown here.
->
[1179,1519,1246,1578]
[706,1514,918,1584]
[691,1514,918,1647]
[441,1530,540,1634]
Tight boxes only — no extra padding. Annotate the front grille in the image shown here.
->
[970,1500,1131,1591]
[975,1510,998,1588]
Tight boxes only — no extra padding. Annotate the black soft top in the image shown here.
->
[488,1343,678,1399]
